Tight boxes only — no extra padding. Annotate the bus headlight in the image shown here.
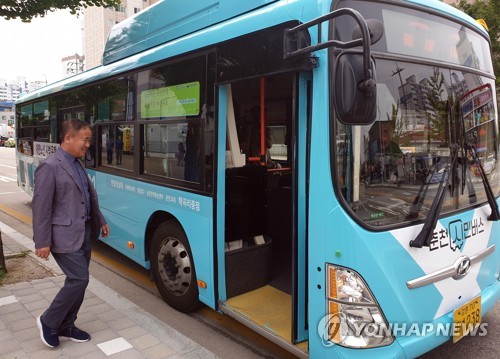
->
[325,264,394,348]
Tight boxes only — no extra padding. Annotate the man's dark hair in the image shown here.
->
[60,119,90,143]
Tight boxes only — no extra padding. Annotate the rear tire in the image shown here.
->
[150,221,200,312]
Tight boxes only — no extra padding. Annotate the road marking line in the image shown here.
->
[91,250,156,291]
[0,175,16,182]
[0,204,32,225]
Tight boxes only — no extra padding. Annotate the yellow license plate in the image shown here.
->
[453,296,481,343]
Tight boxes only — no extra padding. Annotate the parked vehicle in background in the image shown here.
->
[483,154,496,174]
[0,124,15,143]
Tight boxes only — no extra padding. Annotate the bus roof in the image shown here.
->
[16,0,290,105]
[15,0,489,105]
[102,0,279,65]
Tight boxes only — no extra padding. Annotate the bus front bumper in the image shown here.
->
[331,280,499,359]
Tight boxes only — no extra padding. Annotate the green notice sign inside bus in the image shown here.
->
[141,81,200,118]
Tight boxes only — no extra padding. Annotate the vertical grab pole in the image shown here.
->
[260,77,266,164]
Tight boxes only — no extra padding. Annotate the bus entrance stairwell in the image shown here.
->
[218,73,309,353]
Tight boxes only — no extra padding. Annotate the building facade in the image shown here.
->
[0,78,49,102]
[83,0,158,70]
[62,53,86,76]
[0,79,24,102]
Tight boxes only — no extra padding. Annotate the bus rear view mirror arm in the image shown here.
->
[283,8,382,76]
[283,8,383,125]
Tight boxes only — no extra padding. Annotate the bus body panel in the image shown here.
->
[17,142,60,196]
[14,0,499,357]
[307,55,338,357]
[215,85,228,301]
[16,153,35,196]
[103,0,280,65]
[87,169,216,308]
[309,172,499,355]
[305,4,498,354]
[390,205,499,319]
[331,342,406,359]
[321,203,498,322]
[322,206,442,323]
[394,282,498,359]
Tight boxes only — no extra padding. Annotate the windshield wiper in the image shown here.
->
[410,100,458,249]
[410,157,454,248]
[406,157,441,220]
[464,143,500,221]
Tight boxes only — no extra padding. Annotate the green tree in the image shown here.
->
[386,103,411,149]
[1,0,121,22]
[426,67,448,147]
[455,0,500,88]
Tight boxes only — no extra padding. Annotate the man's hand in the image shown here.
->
[101,224,110,238]
[35,247,51,260]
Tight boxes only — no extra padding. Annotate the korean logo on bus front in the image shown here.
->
[429,217,485,252]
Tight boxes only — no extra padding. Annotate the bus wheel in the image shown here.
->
[150,221,200,312]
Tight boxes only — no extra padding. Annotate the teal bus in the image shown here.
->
[15,0,499,357]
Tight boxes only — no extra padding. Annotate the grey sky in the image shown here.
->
[0,10,82,84]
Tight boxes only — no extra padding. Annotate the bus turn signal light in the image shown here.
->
[325,264,393,348]
[127,241,135,249]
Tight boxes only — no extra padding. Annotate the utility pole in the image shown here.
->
[0,232,7,275]
[392,64,408,129]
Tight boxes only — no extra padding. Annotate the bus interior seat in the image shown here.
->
[225,165,273,298]
[225,165,267,241]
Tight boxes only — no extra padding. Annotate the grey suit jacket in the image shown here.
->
[32,147,107,253]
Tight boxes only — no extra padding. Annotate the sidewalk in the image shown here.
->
[0,222,218,359]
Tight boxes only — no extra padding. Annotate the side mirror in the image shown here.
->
[333,51,377,125]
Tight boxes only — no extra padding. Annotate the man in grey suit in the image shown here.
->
[33,119,110,348]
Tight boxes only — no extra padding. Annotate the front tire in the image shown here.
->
[150,221,200,312]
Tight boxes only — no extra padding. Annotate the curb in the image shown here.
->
[0,221,63,276]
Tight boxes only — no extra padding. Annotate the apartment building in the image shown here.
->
[83,0,158,70]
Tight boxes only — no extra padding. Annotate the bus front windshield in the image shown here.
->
[332,1,499,228]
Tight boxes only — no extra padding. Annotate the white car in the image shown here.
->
[426,167,447,184]
[483,154,496,174]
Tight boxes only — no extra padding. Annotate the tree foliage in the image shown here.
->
[0,0,121,22]
[426,67,448,145]
[455,0,500,88]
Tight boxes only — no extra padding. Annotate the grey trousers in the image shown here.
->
[42,222,91,330]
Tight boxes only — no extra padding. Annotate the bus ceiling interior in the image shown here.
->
[223,73,297,342]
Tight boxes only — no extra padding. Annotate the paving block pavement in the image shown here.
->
[0,223,218,359]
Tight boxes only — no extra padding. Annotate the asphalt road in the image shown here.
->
[0,146,498,358]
